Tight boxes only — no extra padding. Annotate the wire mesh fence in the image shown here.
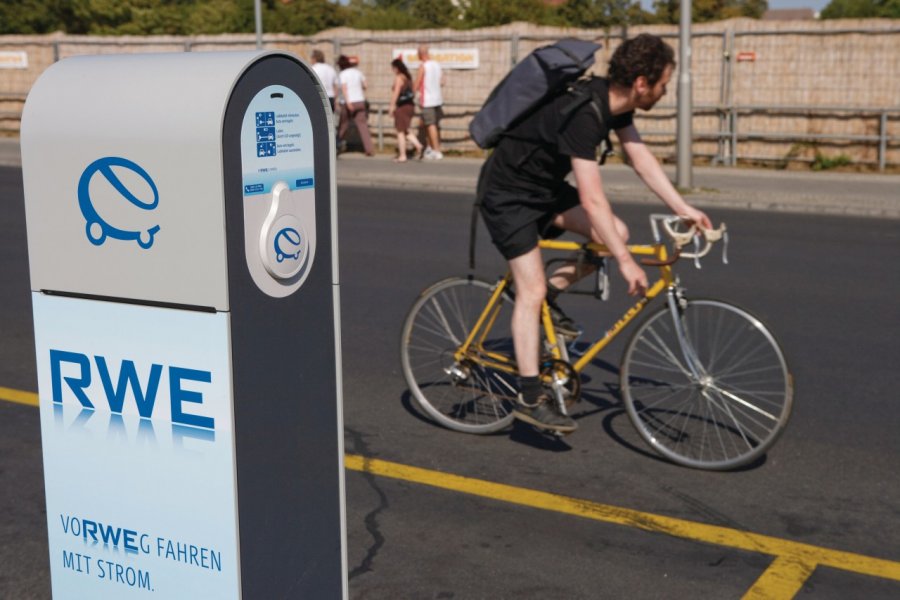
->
[1,19,898,169]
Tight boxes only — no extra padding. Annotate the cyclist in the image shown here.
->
[477,33,712,434]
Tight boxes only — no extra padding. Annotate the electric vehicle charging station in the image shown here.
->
[21,51,346,599]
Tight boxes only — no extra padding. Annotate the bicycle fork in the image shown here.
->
[665,287,709,384]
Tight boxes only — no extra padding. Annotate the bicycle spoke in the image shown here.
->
[410,319,454,344]
[636,327,693,379]
[630,383,696,411]
[701,388,754,451]
[708,384,779,423]
[627,357,693,376]
[709,335,775,381]
[425,297,462,346]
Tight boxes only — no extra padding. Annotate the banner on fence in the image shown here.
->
[0,51,28,69]
[392,48,479,70]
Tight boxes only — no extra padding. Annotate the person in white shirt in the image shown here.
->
[414,44,445,160]
[337,55,374,157]
[310,49,338,112]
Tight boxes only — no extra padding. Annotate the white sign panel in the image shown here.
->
[392,48,480,70]
[0,50,28,69]
[34,294,241,599]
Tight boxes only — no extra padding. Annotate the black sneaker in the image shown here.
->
[513,393,577,433]
[547,298,581,339]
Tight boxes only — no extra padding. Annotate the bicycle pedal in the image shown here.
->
[550,429,573,439]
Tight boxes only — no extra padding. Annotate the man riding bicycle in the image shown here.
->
[477,33,712,434]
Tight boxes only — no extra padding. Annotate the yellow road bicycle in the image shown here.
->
[400,215,793,470]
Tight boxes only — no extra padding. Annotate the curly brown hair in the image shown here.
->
[607,34,676,88]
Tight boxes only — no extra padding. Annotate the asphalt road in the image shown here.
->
[2,165,900,598]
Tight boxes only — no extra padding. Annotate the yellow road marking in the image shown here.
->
[344,455,900,594]
[3,389,899,597]
[742,556,817,600]
[0,386,39,407]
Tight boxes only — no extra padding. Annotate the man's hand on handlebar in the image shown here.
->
[680,207,713,231]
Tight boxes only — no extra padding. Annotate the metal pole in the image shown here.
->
[676,0,693,188]
[254,0,263,49]
[725,28,735,166]
[715,32,726,165]
[731,108,738,166]
[377,105,384,151]
[879,112,887,172]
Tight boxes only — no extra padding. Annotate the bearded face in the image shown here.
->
[635,64,673,111]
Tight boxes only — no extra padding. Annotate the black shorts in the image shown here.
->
[479,184,580,260]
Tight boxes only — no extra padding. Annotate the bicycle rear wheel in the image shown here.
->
[620,298,793,470]
[400,277,517,434]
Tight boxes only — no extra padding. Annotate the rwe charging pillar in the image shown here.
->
[21,51,346,599]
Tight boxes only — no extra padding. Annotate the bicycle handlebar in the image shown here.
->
[650,214,729,268]
[640,248,681,267]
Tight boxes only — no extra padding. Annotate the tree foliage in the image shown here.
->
[820,0,900,18]
[653,0,767,23]
[1,0,810,35]
[346,0,458,29]
[458,0,561,28]
[560,0,652,28]
[0,0,345,35]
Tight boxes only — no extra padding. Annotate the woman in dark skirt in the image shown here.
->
[389,58,424,162]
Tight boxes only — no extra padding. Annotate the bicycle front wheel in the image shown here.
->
[400,277,517,434]
[621,298,793,470]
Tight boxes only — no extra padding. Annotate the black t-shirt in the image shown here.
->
[479,77,634,200]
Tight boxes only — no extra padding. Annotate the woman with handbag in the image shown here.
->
[337,55,375,156]
[388,58,423,163]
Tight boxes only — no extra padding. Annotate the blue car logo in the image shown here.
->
[78,156,160,249]
[274,227,302,263]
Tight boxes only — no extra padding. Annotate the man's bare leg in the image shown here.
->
[507,247,577,432]
[426,124,441,153]
[546,205,630,291]
[508,247,546,378]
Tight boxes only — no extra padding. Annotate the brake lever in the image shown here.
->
[692,233,703,270]
[722,230,730,265]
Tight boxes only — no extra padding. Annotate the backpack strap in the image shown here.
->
[468,198,480,271]
[559,77,615,165]
[589,95,614,165]
[469,155,494,271]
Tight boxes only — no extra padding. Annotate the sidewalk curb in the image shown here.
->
[4,138,898,219]
[338,177,900,219]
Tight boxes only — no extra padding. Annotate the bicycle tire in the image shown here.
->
[620,298,793,470]
[400,277,517,434]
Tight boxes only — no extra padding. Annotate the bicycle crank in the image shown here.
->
[540,359,581,407]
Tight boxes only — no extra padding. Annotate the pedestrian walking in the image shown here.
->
[310,49,338,112]
[389,58,424,163]
[413,44,445,160]
[337,55,374,157]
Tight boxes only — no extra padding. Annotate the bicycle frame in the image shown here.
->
[453,238,678,377]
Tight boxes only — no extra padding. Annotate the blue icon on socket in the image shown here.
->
[78,156,160,249]
[274,227,302,263]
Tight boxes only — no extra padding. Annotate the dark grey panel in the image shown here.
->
[222,54,343,599]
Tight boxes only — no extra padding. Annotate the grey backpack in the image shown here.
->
[469,39,602,149]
